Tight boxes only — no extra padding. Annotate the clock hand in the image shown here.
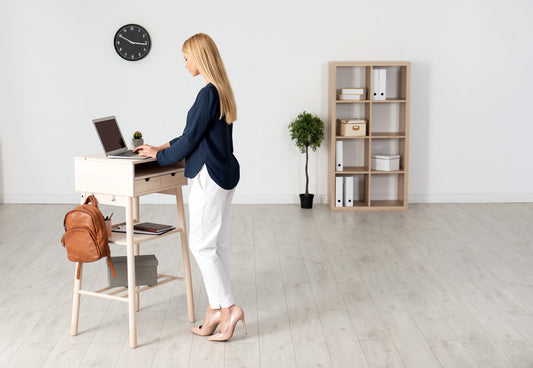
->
[118,34,134,44]
[131,41,148,46]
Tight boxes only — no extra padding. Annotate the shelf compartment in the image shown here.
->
[335,66,371,100]
[336,139,369,172]
[335,173,369,208]
[336,103,370,122]
[370,102,406,135]
[370,138,406,171]
[134,161,184,180]
[370,66,409,100]
[369,173,406,207]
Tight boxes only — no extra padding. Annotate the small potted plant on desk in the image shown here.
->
[288,111,325,209]
[132,131,144,149]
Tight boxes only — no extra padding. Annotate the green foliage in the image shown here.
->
[288,111,325,154]
[133,131,143,139]
[288,111,325,195]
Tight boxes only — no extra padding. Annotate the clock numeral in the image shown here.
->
[130,26,134,30]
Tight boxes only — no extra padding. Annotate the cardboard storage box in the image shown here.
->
[337,119,366,137]
[107,254,158,288]
[371,154,400,171]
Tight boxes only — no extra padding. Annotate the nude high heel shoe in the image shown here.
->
[208,305,247,342]
[190,307,222,336]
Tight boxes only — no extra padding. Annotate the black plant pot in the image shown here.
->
[299,193,314,209]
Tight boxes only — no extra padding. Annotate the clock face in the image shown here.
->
[114,24,151,61]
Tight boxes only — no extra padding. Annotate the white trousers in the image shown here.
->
[188,165,235,309]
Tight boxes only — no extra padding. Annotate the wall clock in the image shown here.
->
[114,24,151,61]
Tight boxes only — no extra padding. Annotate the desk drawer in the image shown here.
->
[161,172,185,187]
[135,176,161,193]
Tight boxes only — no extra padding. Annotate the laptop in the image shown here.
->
[93,116,148,159]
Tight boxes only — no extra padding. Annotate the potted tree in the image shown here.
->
[131,131,144,149]
[288,111,325,209]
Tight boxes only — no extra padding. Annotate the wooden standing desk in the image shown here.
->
[72,153,195,348]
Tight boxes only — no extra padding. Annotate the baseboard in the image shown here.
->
[0,193,330,205]
[2,193,532,205]
[408,193,533,203]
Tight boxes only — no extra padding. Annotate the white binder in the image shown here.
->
[372,69,387,100]
[372,69,380,100]
[344,176,354,207]
[335,140,343,171]
[335,176,344,207]
[378,69,387,100]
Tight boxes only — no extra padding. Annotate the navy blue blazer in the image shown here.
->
[156,83,240,190]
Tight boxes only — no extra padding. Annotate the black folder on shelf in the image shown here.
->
[112,222,175,235]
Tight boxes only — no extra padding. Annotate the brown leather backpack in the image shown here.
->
[61,195,116,279]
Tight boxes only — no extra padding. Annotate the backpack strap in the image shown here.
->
[84,195,99,208]
[108,257,116,278]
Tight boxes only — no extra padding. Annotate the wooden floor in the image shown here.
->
[1,203,533,367]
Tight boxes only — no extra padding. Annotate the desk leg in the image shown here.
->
[126,197,138,348]
[71,262,82,336]
[133,196,140,222]
[133,196,140,311]
[176,186,195,322]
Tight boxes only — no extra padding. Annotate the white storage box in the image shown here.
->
[337,119,367,137]
[371,154,400,171]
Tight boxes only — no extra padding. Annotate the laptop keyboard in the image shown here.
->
[117,150,138,157]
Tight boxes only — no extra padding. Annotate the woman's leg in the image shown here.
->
[189,165,235,309]
[215,182,234,277]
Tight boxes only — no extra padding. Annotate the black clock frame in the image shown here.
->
[114,24,151,61]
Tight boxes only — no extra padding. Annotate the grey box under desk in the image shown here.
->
[107,255,158,287]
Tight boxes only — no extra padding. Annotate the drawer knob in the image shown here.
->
[145,178,150,182]
[170,173,176,177]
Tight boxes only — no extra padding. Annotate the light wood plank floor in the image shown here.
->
[1,203,533,367]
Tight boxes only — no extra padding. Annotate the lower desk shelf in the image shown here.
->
[81,223,186,302]
[78,273,181,302]
[109,222,182,245]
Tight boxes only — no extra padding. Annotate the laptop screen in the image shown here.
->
[94,117,127,152]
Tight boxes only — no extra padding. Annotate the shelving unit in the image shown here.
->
[328,61,410,211]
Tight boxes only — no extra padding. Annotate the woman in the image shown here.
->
[135,33,246,342]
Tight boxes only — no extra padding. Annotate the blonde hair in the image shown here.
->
[182,33,237,124]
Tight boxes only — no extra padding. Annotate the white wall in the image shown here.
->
[1,0,533,204]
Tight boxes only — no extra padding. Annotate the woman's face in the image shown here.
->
[183,52,200,77]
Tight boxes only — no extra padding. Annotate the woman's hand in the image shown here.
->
[134,144,159,158]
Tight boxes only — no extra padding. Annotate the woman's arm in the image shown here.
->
[158,142,170,150]
[156,85,218,166]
